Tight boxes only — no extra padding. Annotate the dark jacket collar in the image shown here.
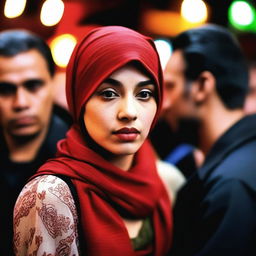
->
[199,114,256,180]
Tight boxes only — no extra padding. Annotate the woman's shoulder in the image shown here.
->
[15,174,77,218]
[18,175,71,202]
[14,175,79,255]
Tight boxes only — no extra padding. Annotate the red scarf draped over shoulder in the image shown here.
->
[35,26,172,255]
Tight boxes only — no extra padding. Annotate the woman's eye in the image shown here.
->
[99,89,118,99]
[137,90,154,100]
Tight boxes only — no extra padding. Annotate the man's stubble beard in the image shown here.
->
[10,131,42,145]
[5,119,44,145]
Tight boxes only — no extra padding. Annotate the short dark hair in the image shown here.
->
[171,24,248,109]
[0,29,55,77]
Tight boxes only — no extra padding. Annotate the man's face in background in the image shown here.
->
[162,49,200,146]
[0,49,54,140]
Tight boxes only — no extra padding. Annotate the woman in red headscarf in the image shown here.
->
[14,26,173,256]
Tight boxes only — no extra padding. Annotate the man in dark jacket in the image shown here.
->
[163,24,256,255]
[0,30,70,255]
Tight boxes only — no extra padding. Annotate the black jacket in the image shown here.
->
[170,114,256,256]
[0,106,71,256]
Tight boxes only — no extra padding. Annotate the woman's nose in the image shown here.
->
[117,96,137,121]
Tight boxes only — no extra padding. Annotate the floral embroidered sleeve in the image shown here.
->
[13,175,80,256]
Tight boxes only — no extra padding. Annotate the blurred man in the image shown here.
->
[163,24,256,255]
[244,61,256,114]
[0,30,70,255]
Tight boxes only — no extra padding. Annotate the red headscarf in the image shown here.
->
[35,26,172,256]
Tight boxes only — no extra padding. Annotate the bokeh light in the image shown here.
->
[4,0,26,18]
[154,39,172,70]
[40,0,65,26]
[181,0,208,23]
[228,1,256,31]
[50,34,77,68]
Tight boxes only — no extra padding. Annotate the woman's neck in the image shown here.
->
[109,154,135,171]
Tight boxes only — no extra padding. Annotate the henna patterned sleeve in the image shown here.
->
[13,175,80,256]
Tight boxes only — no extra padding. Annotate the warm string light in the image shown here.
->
[40,0,65,26]
[50,34,77,68]
[181,0,208,23]
[4,0,27,18]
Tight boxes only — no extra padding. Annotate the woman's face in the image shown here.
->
[83,64,157,158]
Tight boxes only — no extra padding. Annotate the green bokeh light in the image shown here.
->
[228,1,256,32]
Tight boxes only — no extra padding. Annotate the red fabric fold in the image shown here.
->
[33,26,172,255]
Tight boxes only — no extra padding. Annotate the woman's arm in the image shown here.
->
[13,175,79,256]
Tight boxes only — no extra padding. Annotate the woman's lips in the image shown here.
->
[113,127,140,142]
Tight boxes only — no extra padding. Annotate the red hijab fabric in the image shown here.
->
[35,26,172,255]
[66,25,163,125]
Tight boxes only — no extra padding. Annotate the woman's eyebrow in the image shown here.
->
[103,78,154,87]
[103,78,121,86]
[137,80,155,87]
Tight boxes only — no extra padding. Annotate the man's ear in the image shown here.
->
[192,71,215,103]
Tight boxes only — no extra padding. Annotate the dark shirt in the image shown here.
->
[170,114,256,256]
[150,118,199,178]
[0,107,70,256]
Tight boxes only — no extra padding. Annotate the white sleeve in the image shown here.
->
[156,159,186,205]
[13,175,80,256]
